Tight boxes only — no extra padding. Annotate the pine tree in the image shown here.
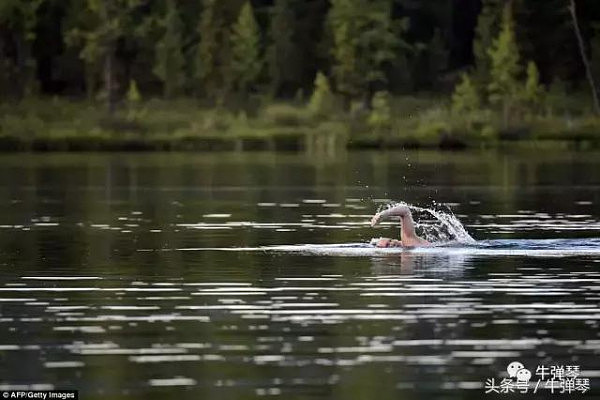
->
[126,79,142,103]
[328,0,399,101]
[569,0,600,114]
[473,0,502,86]
[230,2,262,93]
[193,0,223,99]
[153,1,186,98]
[523,61,543,110]
[488,3,520,127]
[367,91,392,133]
[308,71,335,118]
[0,0,43,97]
[452,73,480,113]
[268,0,301,97]
[68,0,141,113]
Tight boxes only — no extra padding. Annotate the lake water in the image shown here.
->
[0,149,598,399]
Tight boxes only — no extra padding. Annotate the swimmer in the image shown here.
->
[370,204,430,248]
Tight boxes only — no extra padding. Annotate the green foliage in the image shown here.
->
[68,0,141,64]
[230,2,262,93]
[262,103,309,127]
[268,0,302,96]
[487,4,520,124]
[193,0,226,100]
[452,73,480,113]
[473,0,502,86]
[523,61,544,109]
[308,72,335,118]
[328,0,402,99]
[0,0,43,96]
[127,80,142,103]
[153,1,186,98]
[66,0,142,110]
[4,0,600,150]
[367,91,392,133]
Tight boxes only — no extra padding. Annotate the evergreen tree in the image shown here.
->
[569,0,600,114]
[153,1,186,98]
[487,3,520,127]
[0,0,43,97]
[127,79,142,103]
[473,0,502,86]
[452,73,480,113]
[230,2,262,93]
[523,61,543,110]
[328,0,400,101]
[268,0,302,97]
[193,0,224,100]
[308,71,335,118]
[68,0,141,113]
[367,91,392,133]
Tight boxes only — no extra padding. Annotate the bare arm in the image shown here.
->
[370,204,413,227]
[371,204,428,246]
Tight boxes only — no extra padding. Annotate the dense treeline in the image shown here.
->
[1,0,598,100]
[1,0,600,150]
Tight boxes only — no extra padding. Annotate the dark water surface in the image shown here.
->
[0,149,599,399]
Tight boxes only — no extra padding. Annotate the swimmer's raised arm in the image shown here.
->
[371,204,429,247]
[370,204,412,227]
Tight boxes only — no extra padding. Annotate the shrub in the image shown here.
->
[308,71,335,119]
[127,80,142,104]
[262,103,309,127]
[452,73,479,113]
[367,91,392,133]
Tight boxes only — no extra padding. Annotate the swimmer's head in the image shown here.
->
[377,238,392,247]
[370,237,391,247]
[370,238,402,248]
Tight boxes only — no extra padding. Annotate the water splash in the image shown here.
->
[380,202,476,244]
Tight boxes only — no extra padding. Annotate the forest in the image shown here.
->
[1,0,600,150]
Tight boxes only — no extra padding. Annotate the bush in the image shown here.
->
[127,80,142,104]
[202,109,233,132]
[0,113,44,139]
[452,73,479,113]
[308,72,335,119]
[262,103,309,127]
[367,91,392,133]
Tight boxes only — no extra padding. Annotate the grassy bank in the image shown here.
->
[1,97,599,152]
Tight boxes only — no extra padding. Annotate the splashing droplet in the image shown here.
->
[379,202,475,244]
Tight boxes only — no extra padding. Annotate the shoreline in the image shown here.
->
[1,98,599,152]
[0,135,597,152]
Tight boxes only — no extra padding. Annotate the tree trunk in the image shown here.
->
[105,49,116,115]
[569,0,600,114]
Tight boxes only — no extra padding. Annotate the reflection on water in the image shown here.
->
[0,150,598,399]
[370,252,473,276]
